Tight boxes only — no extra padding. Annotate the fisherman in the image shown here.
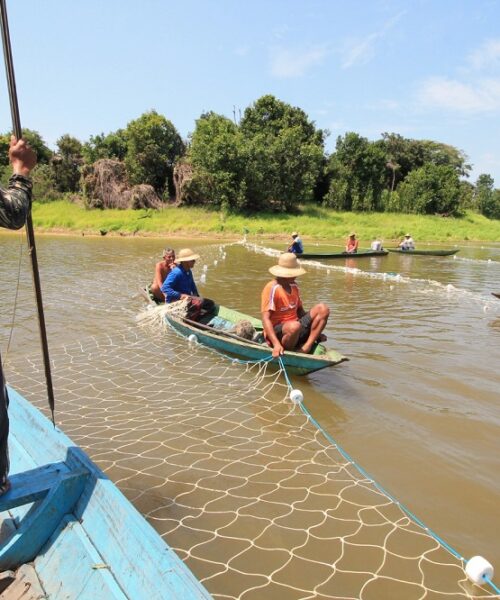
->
[371,237,383,251]
[150,247,175,302]
[287,231,304,254]
[0,136,37,496]
[161,248,215,320]
[399,233,415,251]
[261,253,329,358]
[345,232,359,254]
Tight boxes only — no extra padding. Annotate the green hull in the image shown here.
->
[164,305,348,375]
[387,248,459,256]
[300,250,388,259]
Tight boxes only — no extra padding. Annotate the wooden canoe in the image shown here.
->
[300,250,388,259]
[387,248,459,256]
[0,387,210,599]
[164,305,348,376]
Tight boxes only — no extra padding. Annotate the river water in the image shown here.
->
[1,232,499,597]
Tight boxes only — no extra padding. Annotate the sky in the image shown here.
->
[1,0,499,185]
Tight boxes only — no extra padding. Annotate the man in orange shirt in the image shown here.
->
[261,253,329,357]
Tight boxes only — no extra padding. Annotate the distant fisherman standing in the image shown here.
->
[0,136,37,496]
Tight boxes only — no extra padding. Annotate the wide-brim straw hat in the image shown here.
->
[349,231,356,237]
[177,248,200,262]
[404,233,411,237]
[269,252,306,278]
[291,231,299,237]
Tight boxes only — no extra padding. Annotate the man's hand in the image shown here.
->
[272,343,284,358]
[9,136,37,176]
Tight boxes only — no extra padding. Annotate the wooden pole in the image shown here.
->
[0,0,55,424]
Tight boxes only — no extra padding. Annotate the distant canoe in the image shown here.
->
[300,250,388,259]
[492,292,500,299]
[387,248,459,256]
[164,304,348,376]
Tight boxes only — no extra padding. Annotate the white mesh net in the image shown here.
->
[6,312,497,600]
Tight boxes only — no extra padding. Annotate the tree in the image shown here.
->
[188,112,247,210]
[51,134,83,193]
[398,164,461,215]
[378,133,470,189]
[324,133,386,211]
[124,110,184,197]
[475,174,500,219]
[0,128,52,171]
[239,95,325,211]
[82,130,128,163]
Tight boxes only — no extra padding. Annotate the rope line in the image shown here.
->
[277,358,499,595]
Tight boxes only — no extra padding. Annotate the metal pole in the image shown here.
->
[0,0,55,424]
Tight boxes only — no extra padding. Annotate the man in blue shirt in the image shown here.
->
[161,248,215,320]
[287,231,304,254]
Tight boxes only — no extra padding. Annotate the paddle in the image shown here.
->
[492,293,500,299]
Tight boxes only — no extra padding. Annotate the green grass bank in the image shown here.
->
[31,201,500,243]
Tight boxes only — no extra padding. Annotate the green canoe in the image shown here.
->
[164,304,348,376]
[387,248,459,256]
[300,250,388,259]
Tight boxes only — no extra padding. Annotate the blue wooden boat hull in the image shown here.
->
[387,248,459,256]
[0,388,211,599]
[164,306,348,376]
[300,250,388,259]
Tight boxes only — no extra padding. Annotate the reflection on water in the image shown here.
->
[1,233,499,594]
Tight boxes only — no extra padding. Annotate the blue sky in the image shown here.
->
[1,0,499,185]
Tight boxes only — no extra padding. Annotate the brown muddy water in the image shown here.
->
[1,233,499,598]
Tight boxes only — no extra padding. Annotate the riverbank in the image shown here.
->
[30,200,500,242]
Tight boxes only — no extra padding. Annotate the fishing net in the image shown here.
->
[3,241,498,599]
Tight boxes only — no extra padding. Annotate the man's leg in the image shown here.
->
[278,321,302,350]
[299,303,330,353]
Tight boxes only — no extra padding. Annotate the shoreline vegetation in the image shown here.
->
[20,200,500,243]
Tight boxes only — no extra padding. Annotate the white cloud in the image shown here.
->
[341,11,405,69]
[270,45,327,78]
[467,39,500,70]
[418,77,500,112]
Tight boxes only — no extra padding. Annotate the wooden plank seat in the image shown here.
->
[0,463,88,570]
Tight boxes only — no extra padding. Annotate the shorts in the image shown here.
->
[273,312,312,346]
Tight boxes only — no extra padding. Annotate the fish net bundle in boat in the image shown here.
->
[5,316,495,600]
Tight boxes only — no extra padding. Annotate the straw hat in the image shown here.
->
[404,233,411,237]
[269,253,306,278]
[349,232,356,237]
[291,231,299,237]
[176,248,200,262]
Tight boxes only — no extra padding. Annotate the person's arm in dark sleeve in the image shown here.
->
[0,137,36,230]
[0,175,33,230]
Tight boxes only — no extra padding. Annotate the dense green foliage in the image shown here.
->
[124,111,184,196]
[1,95,498,220]
[475,174,500,219]
[188,97,324,212]
[52,134,83,193]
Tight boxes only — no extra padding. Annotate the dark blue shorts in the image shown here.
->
[273,312,312,345]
